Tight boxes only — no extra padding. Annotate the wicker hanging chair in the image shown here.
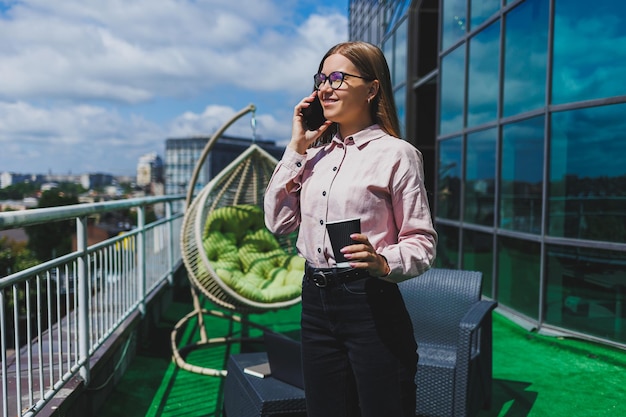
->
[171,104,301,376]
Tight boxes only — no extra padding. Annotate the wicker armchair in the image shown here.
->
[398,268,497,417]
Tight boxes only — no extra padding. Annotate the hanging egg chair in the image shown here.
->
[171,104,302,376]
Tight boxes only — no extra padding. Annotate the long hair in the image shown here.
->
[315,41,401,145]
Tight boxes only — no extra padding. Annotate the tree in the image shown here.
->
[25,189,79,261]
[0,182,39,200]
[1,236,39,277]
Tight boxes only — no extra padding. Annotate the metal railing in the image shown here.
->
[0,195,185,417]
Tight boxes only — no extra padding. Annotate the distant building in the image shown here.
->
[165,135,284,211]
[80,173,114,190]
[136,152,164,187]
[0,199,38,211]
[41,182,59,191]
[1,172,45,188]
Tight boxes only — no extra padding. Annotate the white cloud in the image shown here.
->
[0,0,348,175]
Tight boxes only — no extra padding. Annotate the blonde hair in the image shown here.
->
[315,41,401,145]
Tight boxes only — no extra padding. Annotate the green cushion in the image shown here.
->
[201,204,303,303]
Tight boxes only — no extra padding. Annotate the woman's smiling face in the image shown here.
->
[318,53,377,138]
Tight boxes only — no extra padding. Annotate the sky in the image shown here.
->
[0,0,348,176]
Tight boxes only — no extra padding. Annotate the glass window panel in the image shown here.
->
[462,229,494,297]
[416,2,439,77]
[434,223,459,269]
[441,0,467,51]
[369,16,377,44]
[552,1,626,104]
[439,46,466,136]
[467,20,500,127]
[470,0,500,30]
[464,128,496,226]
[545,245,626,344]
[395,18,408,86]
[395,85,407,138]
[385,0,411,34]
[383,36,394,85]
[549,104,626,243]
[503,0,549,117]
[498,236,540,319]
[500,116,544,234]
[438,136,463,220]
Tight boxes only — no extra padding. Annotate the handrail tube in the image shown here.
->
[0,194,184,229]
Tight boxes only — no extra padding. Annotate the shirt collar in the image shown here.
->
[331,124,387,148]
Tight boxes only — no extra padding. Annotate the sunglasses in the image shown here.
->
[313,71,374,90]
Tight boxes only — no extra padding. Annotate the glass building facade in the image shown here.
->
[164,136,284,212]
[349,0,626,347]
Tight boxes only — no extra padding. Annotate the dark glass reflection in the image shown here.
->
[498,236,540,319]
[467,20,500,127]
[463,229,494,297]
[384,0,412,37]
[546,245,626,344]
[395,85,406,137]
[503,0,549,117]
[464,128,496,226]
[383,37,394,85]
[435,223,459,269]
[549,104,626,243]
[395,19,408,85]
[500,116,544,234]
[440,46,465,135]
[438,136,462,220]
[441,0,467,51]
[470,0,500,30]
[553,1,626,103]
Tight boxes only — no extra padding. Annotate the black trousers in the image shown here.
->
[300,276,418,417]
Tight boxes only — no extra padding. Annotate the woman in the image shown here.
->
[264,41,437,417]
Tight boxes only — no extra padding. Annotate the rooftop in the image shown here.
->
[96,281,626,417]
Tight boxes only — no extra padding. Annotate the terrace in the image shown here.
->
[1,195,625,417]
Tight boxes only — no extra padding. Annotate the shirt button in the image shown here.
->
[296,162,302,167]
[319,220,324,225]
[317,248,322,253]
[322,191,326,196]
[333,167,337,171]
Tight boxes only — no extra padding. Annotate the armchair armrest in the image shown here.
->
[454,300,497,416]
[460,300,498,333]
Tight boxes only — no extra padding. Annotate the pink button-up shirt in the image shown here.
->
[264,124,437,283]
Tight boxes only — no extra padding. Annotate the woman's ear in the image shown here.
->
[368,80,380,101]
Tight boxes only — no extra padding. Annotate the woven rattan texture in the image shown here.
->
[399,268,497,417]
[181,144,301,314]
[224,352,307,417]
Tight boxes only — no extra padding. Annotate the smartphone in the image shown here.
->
[302,95,326,131]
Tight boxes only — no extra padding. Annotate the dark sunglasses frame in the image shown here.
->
[313,71,373,90]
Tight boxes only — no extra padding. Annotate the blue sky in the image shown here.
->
[0,0,348,176]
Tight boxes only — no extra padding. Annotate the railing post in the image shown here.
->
[76,216,90,385]
[166,201,174,286]
[1,291,8,417]
[137,205,146,316]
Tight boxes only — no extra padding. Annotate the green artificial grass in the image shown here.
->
[478,314,626,417]
[97,294,626,417]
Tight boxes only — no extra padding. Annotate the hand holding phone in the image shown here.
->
[301,95,326,131]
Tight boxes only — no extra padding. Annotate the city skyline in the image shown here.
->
[0,0,348,176]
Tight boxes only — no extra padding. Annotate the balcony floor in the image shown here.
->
[96,287,626,417]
